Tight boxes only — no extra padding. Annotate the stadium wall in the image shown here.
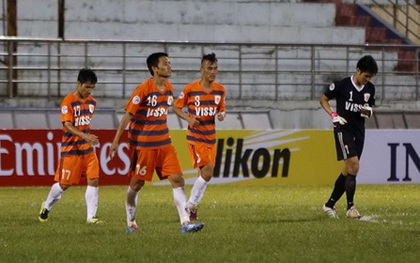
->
[0,0,365,44]
[0,129,419,186]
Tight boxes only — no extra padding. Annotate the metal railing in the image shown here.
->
[0,37,419,105]
[370,0,420,44]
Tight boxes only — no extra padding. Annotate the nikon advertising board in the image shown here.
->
[0,129,419,186]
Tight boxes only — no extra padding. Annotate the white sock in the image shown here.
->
[173,187,190,225]
[126,187,138,226]
[85,185,99,221]
[188,176,208,208]
[44,182,64,210]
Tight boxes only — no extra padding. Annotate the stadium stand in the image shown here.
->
[241,112,273,130]
[14,110,49,129]
[167,113,183,130]
[0,0,418,129]
[90,109,119,130]
[0,111,14,129]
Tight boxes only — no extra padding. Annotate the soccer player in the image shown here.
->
[109,52,204,233]
[173,53,226,222]
[320,55,378,219]
[38,68,102,224]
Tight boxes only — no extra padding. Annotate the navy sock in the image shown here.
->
[345,174,357,210]
[325,174,346,208]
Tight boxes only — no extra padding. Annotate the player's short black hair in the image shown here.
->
[357,55,378,75]
[77,68,97,84]
[201,53,218,66]
[147,52,169,76]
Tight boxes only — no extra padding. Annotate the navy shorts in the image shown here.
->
[333,128,364,161]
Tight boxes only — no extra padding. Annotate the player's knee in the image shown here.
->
[59,183,71,191]
[87,178,99,187]
[200,164,214,181]
[347,168,359,176]
[130,179,145,191]
[168,174,185,188]
[345,160,359,175]
[201,172,213,182]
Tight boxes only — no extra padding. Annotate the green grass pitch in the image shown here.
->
[1,183,420,263]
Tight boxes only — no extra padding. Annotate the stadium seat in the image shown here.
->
[91,110,118,129]
[241,112,272,129]
[14,111,48,129]
[47,110,62,129]
[375,112,406,129]
[365,115,378,129]
[115,111,129,130]
[0,111,14,129]
[403,112,420,129]
[216,112,243,130]
[167,113,183,129]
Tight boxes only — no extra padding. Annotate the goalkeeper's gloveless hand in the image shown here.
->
[330,112,347,128]
[360,104,373,118]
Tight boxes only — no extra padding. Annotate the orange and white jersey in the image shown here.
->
[174,80,226,145]
[60,93,96,156]
[125,78,174,150]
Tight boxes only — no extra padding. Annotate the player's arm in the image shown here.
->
[109,111,131,158]
[319,94,346,127]
[172,105,200,127]
[217,93,226,121]
[320,94,335,116]
[63,121,99,146]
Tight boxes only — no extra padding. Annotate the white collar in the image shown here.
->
[351,75,365,92]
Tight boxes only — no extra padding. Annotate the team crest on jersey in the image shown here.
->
[178,92,185,99]
[214,95,221,105]
[329,83,335,91]
[167,96,174,106]
[364,93,370,102]
[89,104,95,113]
[132,95,141,105]
[61,106,68,114]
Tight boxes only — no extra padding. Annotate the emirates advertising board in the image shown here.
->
[0,129,419,186]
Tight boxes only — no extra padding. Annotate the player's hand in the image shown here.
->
[330,112,347,128]
[188,116,201,127]
[109,141,118,159]
[360,104,373,118]
[217,111,226,121]
[85,134,99,146]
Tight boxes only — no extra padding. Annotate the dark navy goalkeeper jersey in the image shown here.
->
[324,76,375,137]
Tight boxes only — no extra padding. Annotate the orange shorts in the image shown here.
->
[55,150,99,185]
[187,143,216,168]
[128,144,182,181]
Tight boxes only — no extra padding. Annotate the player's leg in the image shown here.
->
[343,134,363,219]
[322,130,348,218]
[167,173,190,225]
[344,156,359,207]
[324,172,346,209]
[85,179,101,223]
[187,164,212,220]
[186,144,215,221]
[85,151,101,223]
[126,177,144,232]
[39,156,80,222]
[39,182,70,222]
[161,145,204,233]
[160,145,190,225]
[125,149,152,232]
[168,173,204,233]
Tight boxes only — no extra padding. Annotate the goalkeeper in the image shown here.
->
[320,55,378,219]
